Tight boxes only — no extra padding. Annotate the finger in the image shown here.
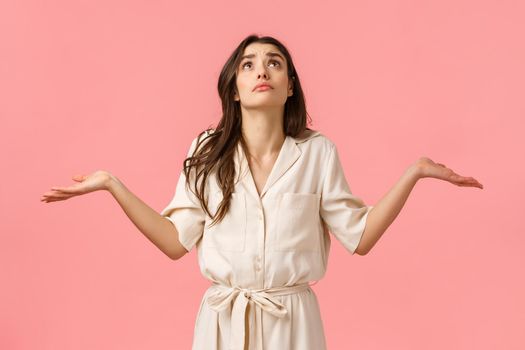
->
[41,195,70,202]
[41,194,74,202]
[452,178,483,188]
[460,182,482,188]
[461,177,481,185]
[43,189,76,197]
[470,180,484,189]
[42,191,76,198]
[455,175,481,183]
[451,179,474,187]
[50,185,81,194]
[42,191,74,200]
[456,178,477,186]
[460,176,475,181]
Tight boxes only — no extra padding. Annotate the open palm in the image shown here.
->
[41,170,112,203]
[415,157,483,189]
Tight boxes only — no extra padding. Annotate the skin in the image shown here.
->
[233,42,295,195]
[355,158,483,255]
[40,43,484,257]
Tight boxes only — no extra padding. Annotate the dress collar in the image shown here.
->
[234,129,320,200]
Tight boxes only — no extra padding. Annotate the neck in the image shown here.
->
[240,106,286,159]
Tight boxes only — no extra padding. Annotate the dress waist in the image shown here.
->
[205,281,318,350]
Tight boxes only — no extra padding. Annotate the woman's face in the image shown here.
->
[234,42,293,109]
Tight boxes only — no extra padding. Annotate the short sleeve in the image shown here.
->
[320,144,374,255]
[160,136,206,253]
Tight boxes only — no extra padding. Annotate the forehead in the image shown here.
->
[241,43,284,59]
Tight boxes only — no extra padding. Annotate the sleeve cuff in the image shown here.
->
[163,216,193,253]
[351,205,374,255]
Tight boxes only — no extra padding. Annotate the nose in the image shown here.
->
[256,62,269,79]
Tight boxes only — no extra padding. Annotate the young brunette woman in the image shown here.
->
[41,35,483,350]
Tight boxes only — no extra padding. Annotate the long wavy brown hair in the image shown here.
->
[182,34,314,227]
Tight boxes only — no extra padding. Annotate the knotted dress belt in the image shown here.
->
[206,281,318,350]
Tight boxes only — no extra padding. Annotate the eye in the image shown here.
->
[269,59,281,67]
[241,60,281,70]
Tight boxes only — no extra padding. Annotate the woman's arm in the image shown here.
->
[105,174,188,260]
[41,171,188,260]
[355,158,483,255]
[355,166,419,255]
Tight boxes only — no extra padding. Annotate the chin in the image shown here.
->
[244,97,287,107]
[245,103,284,110]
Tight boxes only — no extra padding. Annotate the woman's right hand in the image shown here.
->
[41,170,115,203]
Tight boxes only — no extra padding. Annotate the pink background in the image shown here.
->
[1,0,523,349]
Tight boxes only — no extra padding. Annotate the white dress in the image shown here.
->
[160,129,374,350]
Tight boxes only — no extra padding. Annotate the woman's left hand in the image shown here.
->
[413,157,484,189]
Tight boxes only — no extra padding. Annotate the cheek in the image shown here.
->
[275,75,289,87]
[236,79,250,94]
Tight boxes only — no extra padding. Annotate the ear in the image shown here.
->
[233,89,240,101]
[288,76,295,96]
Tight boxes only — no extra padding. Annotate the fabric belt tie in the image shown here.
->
[206,281,317,350]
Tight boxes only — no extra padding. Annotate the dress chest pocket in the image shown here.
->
[203,192,247,252]
[274,192,321,252]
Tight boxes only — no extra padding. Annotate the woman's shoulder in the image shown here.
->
[194,127,218,143]
[185,128,216,156]
[292,128,335,149]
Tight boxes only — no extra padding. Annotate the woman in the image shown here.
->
[41,34,483,349]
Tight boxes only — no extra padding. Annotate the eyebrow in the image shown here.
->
[240,52,285,62]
